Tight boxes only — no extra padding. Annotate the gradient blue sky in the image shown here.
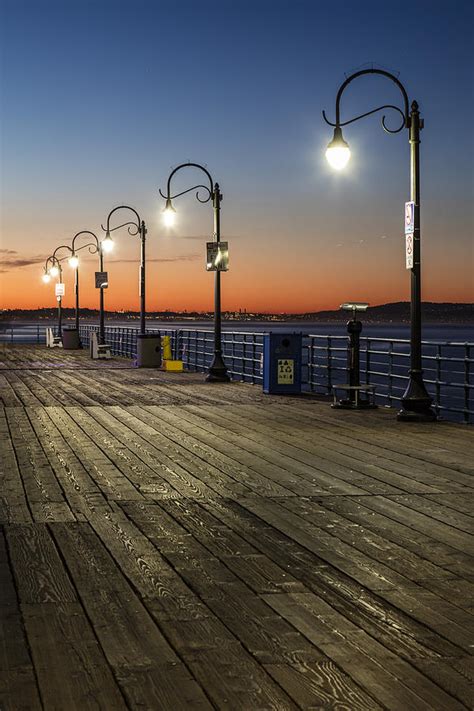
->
[1,0,472,312]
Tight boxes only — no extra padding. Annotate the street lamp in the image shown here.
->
[42,252,67,337]
[69,231,113,344]
[102,206,147,335]
[160,162,230,383]
[323,68,436,422]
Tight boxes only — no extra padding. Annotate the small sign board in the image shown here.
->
[277,359,294,385]
[405,233,414,269]
[405,201,415,235]
[95,271,108,288]
[206,242,229,271]
[55,283,65,297]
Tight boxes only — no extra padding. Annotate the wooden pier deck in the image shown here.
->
[1,345,473,710]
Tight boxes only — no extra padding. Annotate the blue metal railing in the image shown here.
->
[1,323,472,423]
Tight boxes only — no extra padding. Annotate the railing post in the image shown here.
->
[435,344,442,418]
[465,343,470,425]
[327,337,332,395]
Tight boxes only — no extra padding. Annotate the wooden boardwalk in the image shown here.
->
[1,344,473,710]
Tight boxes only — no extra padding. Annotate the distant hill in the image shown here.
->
[1,302,473,324]
[302,302,474,324]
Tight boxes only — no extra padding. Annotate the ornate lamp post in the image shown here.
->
[69,231,114,344]
[42,250,69,338]
[102,206,147,335]
[160,163,230,383]
[323,68,436,422]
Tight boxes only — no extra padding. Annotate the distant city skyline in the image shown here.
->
[1,0,473,312]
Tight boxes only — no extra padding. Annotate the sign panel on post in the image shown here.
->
[206,242,229,271]
[55,283,65,297]
[405,233,414,269]
[95,272,108,288]
[405,201,415,235]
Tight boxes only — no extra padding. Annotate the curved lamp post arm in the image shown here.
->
[159,162,215,205]
[159,161,228,382]
[52,244,73,261]
[102,206,142,236]
[43,255,62,275]
[323,68,410,133]
[101,204,147,336]
[71,230,100,254]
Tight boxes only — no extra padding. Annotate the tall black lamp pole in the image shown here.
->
[70,232,99,333]
[160,163,230,383]
[102,206,147,335]
[323,68,436,422]
[43,252,68,337]
[70,231,112,344]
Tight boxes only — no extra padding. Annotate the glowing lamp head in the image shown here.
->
[163,198,176,227]
[49,265,59,277]
[325,126,351,170]
[42,272,51,283]
[69,254,79,269]
[102,232,114,253]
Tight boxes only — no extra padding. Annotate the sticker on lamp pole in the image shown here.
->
[206,242,229,271]
[95,272,108,288]
[55,283,65,297]
[405,233,414,269]
[405,201,415,235]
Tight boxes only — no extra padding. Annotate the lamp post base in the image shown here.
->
[206,353,230,383]
[397,372,437,422]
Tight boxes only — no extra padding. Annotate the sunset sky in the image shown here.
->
[1,0,472,313]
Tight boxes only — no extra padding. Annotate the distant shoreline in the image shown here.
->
[1,301,473,325]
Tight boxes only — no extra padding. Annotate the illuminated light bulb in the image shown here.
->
[49,265,59,277]
[69,255,79,268]
[42,273,51,283]
[102,233,114,252]
[325,126,351,170]
[163,199,176,227]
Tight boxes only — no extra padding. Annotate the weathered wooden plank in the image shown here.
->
[201,499,466,660]
[187,655,298,710]
[128,405,298,498]
[387,493,474,533]
[0,410,33,523]
[280,400,474,478]
[316,495,473,572]
[6,408,68,509]
[45,407,144,501]
[355,495,473,554]
[23,602,128,710]
[7,524,77,603]
[264,661,383,710]
[114,664,213,709]
[87,510,195,599]
[223,402,472,492]
[26,406,115,518]
[154,405,368,496]
[281,496,456,583]
[265,592,468,711]
[0,530,42,711]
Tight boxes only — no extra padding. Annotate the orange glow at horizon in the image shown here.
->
[1,248,472,314]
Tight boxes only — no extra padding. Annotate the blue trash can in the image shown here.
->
[263,333,302,394]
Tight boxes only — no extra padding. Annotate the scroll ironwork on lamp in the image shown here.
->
[160,162,230,383]
[323,68,436,421]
